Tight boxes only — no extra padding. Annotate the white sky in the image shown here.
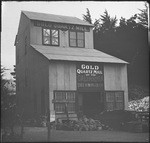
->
[1,1,146,79]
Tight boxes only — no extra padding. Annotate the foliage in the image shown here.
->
[24,115,47,127]
[99,10,117,33]
[128,96,149,112]
[1,65,18,136]
[10,65,16,83]
[83,8,92,24]
[83,5,149,99]
[128,85,149,101]
[137,2,148,28]
[1,66,10,110]
[55,116,110,131]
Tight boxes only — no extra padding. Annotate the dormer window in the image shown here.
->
[42,28,59,46]
[69,31,85,48]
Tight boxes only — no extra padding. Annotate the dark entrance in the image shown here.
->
[82,92,104,118]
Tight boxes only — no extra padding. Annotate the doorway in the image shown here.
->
[82,92,104,118]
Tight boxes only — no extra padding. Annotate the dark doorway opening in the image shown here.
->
[82,92,104,118]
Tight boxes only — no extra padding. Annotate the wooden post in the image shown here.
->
[65,102,69,121]
[47,107,50,141]
[20,109,24,141]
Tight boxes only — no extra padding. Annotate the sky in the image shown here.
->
[1,1,146,79]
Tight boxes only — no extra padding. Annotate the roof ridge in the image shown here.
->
[22,10,78,19]
[21,10,94,26]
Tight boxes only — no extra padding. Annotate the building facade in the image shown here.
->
[15,11,129,120]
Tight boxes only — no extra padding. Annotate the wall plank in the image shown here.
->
[64,62,70,90]
[104,63,128,109]
[121,65,128,110]
[49,62,57,91]
[69,62,76,90]
[57,62,65,90]
[104,64,122,90]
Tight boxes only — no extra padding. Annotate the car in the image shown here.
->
[95,110,137,130]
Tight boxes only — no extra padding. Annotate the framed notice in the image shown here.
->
[76,62,104,91]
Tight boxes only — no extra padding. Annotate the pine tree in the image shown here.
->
[100,10,117,33]
[137,2,148,28]
[83,8,92,24]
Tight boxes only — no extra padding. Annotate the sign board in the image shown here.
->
[76,62,104,91]
[34,20,90,32]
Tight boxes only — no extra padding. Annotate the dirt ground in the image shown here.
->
[11,126,149,142]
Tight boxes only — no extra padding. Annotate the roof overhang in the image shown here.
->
[31,44,128,64]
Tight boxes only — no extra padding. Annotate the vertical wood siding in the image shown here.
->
[30,21,94,49]
[104,64,128,110]
[25,46,49,116]
[85,28,93,49]
[49,61,76,112]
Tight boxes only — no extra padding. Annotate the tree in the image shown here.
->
[93,19,100,33]
[93,10,119,57]
[99,10,117,33]
[1,65,18,136]
[83,8,92,24]
[10,65,16,83]
[1,66,9,109]
[82,8,149,98]
[137,2,148,28]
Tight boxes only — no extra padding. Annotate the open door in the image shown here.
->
[82,92,104,118]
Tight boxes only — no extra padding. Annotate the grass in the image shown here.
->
[16,126,149,142]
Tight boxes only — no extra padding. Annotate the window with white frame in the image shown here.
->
[42,28,59,46]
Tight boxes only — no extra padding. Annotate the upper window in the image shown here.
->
[42,28,59,46]
[69,31,84,48]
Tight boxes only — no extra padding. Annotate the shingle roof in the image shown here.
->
[22,11,93,26]
[31,44,128,64]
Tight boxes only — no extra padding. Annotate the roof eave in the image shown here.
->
[22,11,94,27]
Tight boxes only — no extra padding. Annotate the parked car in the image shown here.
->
[95,110,137,130]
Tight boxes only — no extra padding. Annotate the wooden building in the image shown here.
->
[15,11,129,120]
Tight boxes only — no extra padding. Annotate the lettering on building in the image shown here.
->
[33,20,90,32]
[76,63,104,91]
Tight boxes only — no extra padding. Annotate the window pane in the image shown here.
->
[115,102,123,110]
[70,39,76,46]
[106,102,114,111]
[70,31,76,39]
[77,39,84,47]
[55,103,65,113]
[106,92,115,102]
[43,37,50,44]
[43,29,50,36]
[77,32,84,39]
[66,92,75,101]
[52,30,58,38]
[54,91,76,113]
[55,92,66,101]
[52,37,58,45]
[115,92,123,102]
[67,103,75,112]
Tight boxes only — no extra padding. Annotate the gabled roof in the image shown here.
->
[31,44,128,64]
[22,11,93,26]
